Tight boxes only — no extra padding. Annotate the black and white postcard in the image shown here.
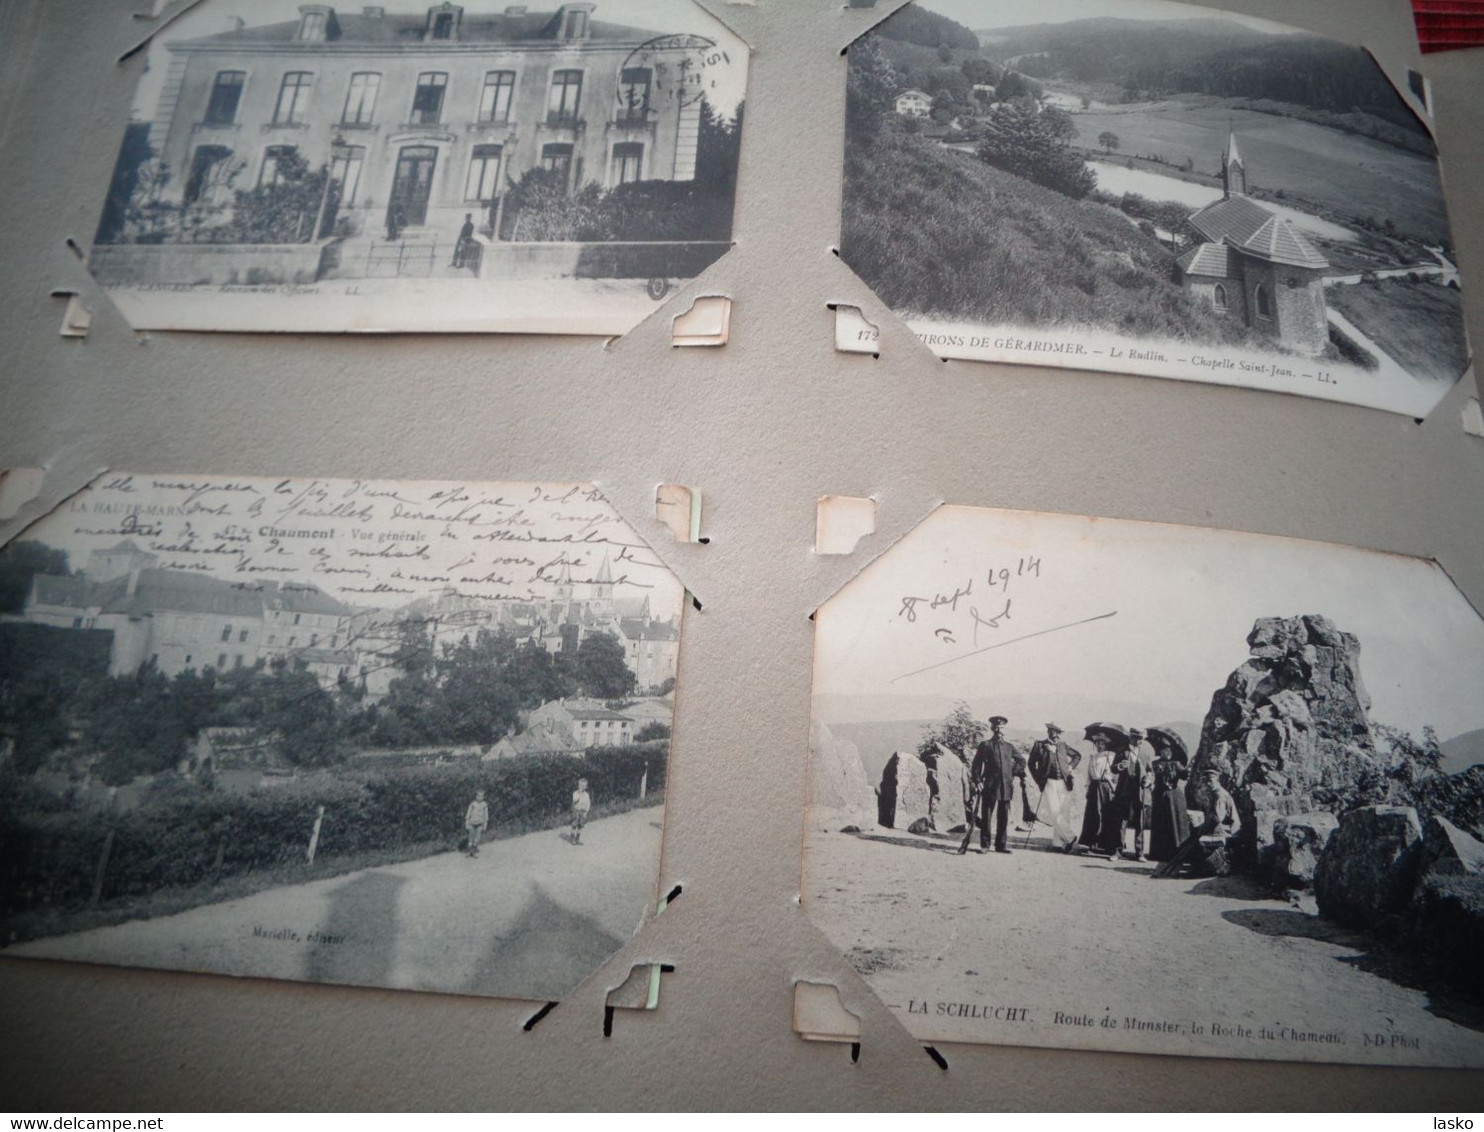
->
[92,0,746,334]
[804,506,1484,1065]
[0,474,683,1003]
[840,0,1471,417]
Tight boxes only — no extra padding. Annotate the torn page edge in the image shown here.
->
[815,495,876,556]
[671,295,732,347]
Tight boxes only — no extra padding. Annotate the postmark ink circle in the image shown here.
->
[619,34,729,114]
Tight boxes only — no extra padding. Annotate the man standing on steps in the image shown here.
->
[452,212,476,269]
[960,715,1018,855]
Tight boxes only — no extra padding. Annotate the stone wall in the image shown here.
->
[90,243,326,287]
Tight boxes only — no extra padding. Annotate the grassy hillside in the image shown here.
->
[1327,278,1470,384]
[841,132,1251,345]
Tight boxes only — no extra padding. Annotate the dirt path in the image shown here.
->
[10,807,663,1002]
[805,824,1484,1067]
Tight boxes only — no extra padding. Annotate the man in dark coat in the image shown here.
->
[960,715,1018,855]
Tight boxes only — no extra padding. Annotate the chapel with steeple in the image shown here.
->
[1174,132,1332,356]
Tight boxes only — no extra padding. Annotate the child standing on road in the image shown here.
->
[464,789,489,857]
[570,778,591,845]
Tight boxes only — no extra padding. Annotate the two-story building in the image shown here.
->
[146,2,713,253]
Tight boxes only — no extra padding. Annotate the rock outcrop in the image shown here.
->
[1190,614,1375,872]
[877,751,931,829]
[1417,814,1484,880]
[1314,805,1423,928]
[1271,812,1339,886]
[810,722,876,827]
[924,743,968,832]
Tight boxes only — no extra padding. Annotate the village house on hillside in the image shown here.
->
[486,696,635,758]
[25,539,358,681]
[115,2,711,262]
[1175,133,1331,356]
[894,89,932,118]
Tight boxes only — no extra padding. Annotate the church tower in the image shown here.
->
[588,552,615,619]
[1222,131,1246,198]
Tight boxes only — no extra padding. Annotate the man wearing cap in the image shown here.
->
[1028,722,1077,850]
[960,715,1018,855]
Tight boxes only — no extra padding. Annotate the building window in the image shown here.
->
[311,634,319,646]
[273,72,313,126]
[221,624,233,642]
[411,73,448,125]
[184,145,233,205]
[259,145,297,187]
[185,654,192,665]
[72,617,83,629]
[547,70,582,125]
[298,10,327,40]
[465,145,502,201]
[431,11,455,38]
[479,71,515,124]
[151,653,160,666]
[330,145,365,204]
[294,613,302,625]
[541,142,573,185]
[1213,283,1227,312]
[239,629,249,642]
[613,142,643,185]
[341,73,380,125]
[562,9,588,39]
[234,655,244,669]
[616,68,650,122]
[205,71,245,125]
[217,653,228,668]
[289,636,298,646]
[1255,283,1272,319]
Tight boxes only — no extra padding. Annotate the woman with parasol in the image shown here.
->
[1145,726,1192,861]
[1071,722,1126,856]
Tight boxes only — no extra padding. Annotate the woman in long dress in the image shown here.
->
[1073,725,1123,855]
[1146,726,1191,861]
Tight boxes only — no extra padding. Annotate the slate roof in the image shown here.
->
[29,569,351,621]
[1175,242,1237,280]
[178,10,658,49]
[1188,196,1328,270]
[620,617,678,641]
[567,706,633,722]
[31,574,95,608]
[268,582,354,617]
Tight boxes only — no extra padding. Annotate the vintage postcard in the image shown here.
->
[92,0,746,334]
[804,506,1484,1066]
[0,474,683,1003]
[840,0,1470,417]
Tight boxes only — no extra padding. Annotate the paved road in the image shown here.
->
[11,807,664,1002]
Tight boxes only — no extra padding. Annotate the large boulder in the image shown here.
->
[1408,873,1484,996]
[1271,811,1339,887]
[878,751,931,829]
[1190,614,1378,870]
[1314,805,1423,928]
[924,743,968,832]
[810,722,876,827]
[1417,814,1484,880]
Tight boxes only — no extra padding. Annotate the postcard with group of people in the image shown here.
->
[1,0,1481,1080]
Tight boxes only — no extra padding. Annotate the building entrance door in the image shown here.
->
[388,145,437,228]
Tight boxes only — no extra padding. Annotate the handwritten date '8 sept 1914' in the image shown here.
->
[898,556,1043,645]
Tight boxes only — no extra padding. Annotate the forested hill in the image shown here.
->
[978,17,1427,137]
[875,4,979,51]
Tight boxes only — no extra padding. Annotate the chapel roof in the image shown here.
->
[1188,196,1328,269]
[1175,242,1237,280]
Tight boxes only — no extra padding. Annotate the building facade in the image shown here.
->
[25,540,356,681]
[146,2,709,252]
[894,90,932,118]
[1176,133,1331,356]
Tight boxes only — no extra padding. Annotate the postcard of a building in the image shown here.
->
[92,0,747,334]
[0,474,684,1004]
[804,505,1484,1066]
[840,0,1470,417]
